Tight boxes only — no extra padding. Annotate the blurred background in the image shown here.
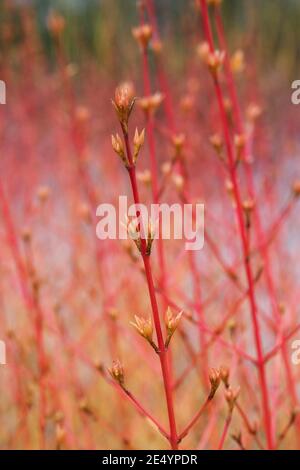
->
[1,0,300,78]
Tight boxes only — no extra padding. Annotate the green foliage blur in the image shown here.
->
[0,0,299,80]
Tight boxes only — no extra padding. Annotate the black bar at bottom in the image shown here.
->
[0,450,299,465]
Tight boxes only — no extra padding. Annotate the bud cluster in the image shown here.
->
[47,11,65,38]
[112,82,136,132]
[165,307,183,347]
[234,133,246,162]
[146,219,156,255]
[132,24,153,49]
[130,315,158,352]
[111,133,127,167]
[112,127,145,169]
[172,133,186,157]
[292,180,300,198]
[246,103,262,123]
[139,92,164,115]
[210,133,224,161]
[208,368,221,399]
[37,185,50,204]
[172,173,185,193]
[242,198,255,228]
[197,42,225,77]
[133,128,145,164]
[131,315,153,341]
[230,49,245,74]
[225,386,240,412]
[124,217,156,256]
[220,365,230,388]
[109,360,125,386]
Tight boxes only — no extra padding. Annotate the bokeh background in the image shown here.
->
[1,0,300,75]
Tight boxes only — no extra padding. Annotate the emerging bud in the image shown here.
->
[111,133,125,156]
[139,92,164,115]
[21,227,32,244]
[210,133,223,156]
[243,199,255,214]
[78,203,92,224]
[225,386,240,412]
[172,173,185,192]
[146,218,157,256]
[246,103,262,123]
[114,82,135,110]
[137,169,152,185]
[111,133,128,167]
[165,307,183,347]
[94,360,105,374]
[225,180,235,202]
[292,180,300,198]
[208,368,221,399]
[228,318,237,335]
[277,302,285,317]
[75,106,90,123]
[55,423,66,450]
[108,308,118,320]
[151,92,164,108]
[223,102,232,120]
[132,24,153,49]
[172,133,186,153]
[208,50,225,76]
[37,185,50,204]
[130,315,153,341]
[47,11,65,37]
[112,82,136,130]
[133,128,145,164]
[125,217,141,252]
[230,49,245,74]
[109,360,125,386]
[78,397,94,417]
[151,39,163,54]
[65,63,78,78]
[198,43,225,77]
[180,95,194,113]
[161,161,172,175]
[234,133,246,162]
[197,42,210,63]
[242,199,255,228]
[234,134,246,151]
[130,315,158,352]
[220,365,230,387]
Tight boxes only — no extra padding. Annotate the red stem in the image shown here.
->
[122,129,178,449]
[218,414,232,450]
[178,396,211,442]
[214,1,300,440]
[199,0,273,449]
[0,182,47,448]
